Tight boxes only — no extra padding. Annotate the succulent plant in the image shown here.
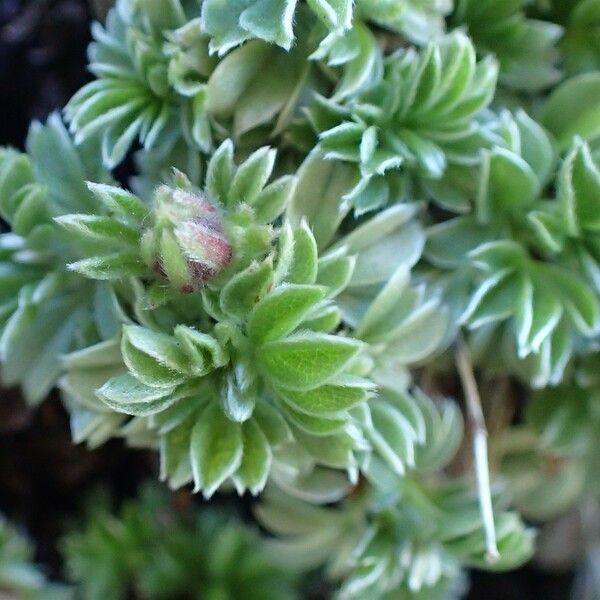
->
[3,0,600,597]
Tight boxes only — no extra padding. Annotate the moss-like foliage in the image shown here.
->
[62,486,298,600]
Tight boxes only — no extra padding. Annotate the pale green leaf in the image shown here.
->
[260,333,363,390]
[233,419,272,494]
[190,403,243,498]
[248,284,326,344]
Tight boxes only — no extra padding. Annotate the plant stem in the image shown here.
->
[455,332,500,563]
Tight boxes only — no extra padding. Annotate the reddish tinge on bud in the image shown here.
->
[174,218,233,283]
[142,184,233,292]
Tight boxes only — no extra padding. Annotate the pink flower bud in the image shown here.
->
[175,218,233,282]
[145,185,233,292]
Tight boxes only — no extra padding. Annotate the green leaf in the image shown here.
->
[563,141,600,231]
[368,401,418,474]
[307,0,352,30]
[202,0,285,53]
[276,376,374,416]
[316,250,355,297]
[274,221,295,284]
[123,325,190,373]
[68,253,145,280]
[521,282,563,355]
[0,150,37,224]
[286,220,318,284]
[302,304,342,332]
[220,375,256,422]
[220,259,274,320]
[460,269,514,327]
[10,185,49,237]
[93,282,128,340]
[207,41,272,110]
[27,113,95,213]
[515,110,555,186]
[190,403,243,498]
[327,21,381,101]
[248,284,326,344]
[228,146,276,205]
[383,301,447,364]
[225,44,307,137]
[206,139,234,203]
[287,154,356,250]
[251,175,296,224]
[477,147,539,222]
[254,400,292,446]
[63,338,121,370]
[426,216,498,269]
[174,325,229,374]
[292,428,357,470]
[542,73,600,149]
[121,333,187,389]
[86,182,149,223]
[356,266,410,340]
[2,297,86,404]
[159,229,191,291]
[233,419,272,495]
[102,115,146,169]
[260,332,363,390]
[333,204,423,286]
[467,272,525,330]
[161,420,194,488]
[541,266,599,335]
[96,373,177,416]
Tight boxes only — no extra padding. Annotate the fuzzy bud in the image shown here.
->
[142,184,232,292]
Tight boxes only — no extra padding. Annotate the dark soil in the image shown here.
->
[0,395,155,577]
[0,0,92,148]
[0,1,578,598]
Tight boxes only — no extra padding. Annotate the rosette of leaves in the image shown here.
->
[425,110,600,386]
[63,485,298,600]
[287,154,454,479]
[0,515,71,600]
[205,1,447,144]
[0,115,128,404]
[416,109,546,214]
[204,24,327,147]
[287,154,428,320]
[257,391,533,600]
[67,0,338,168]
[339,239,448,395]
[59,140,375,498]
[450,0,562,92]
[354,386,464,488]
[526,138,600,295]
[290,155,456,479]
[310,31,499,213]
[201,0,452,56]
[330,205,448,393]
[64,0,217,168]
[499,383,600,520]
[259,485,532,600]
[456,239,598,387]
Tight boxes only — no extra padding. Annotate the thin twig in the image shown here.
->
[455,332,500,563]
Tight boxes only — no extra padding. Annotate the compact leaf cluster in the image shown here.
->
[2,0,600,598]
[62,486,298,600]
